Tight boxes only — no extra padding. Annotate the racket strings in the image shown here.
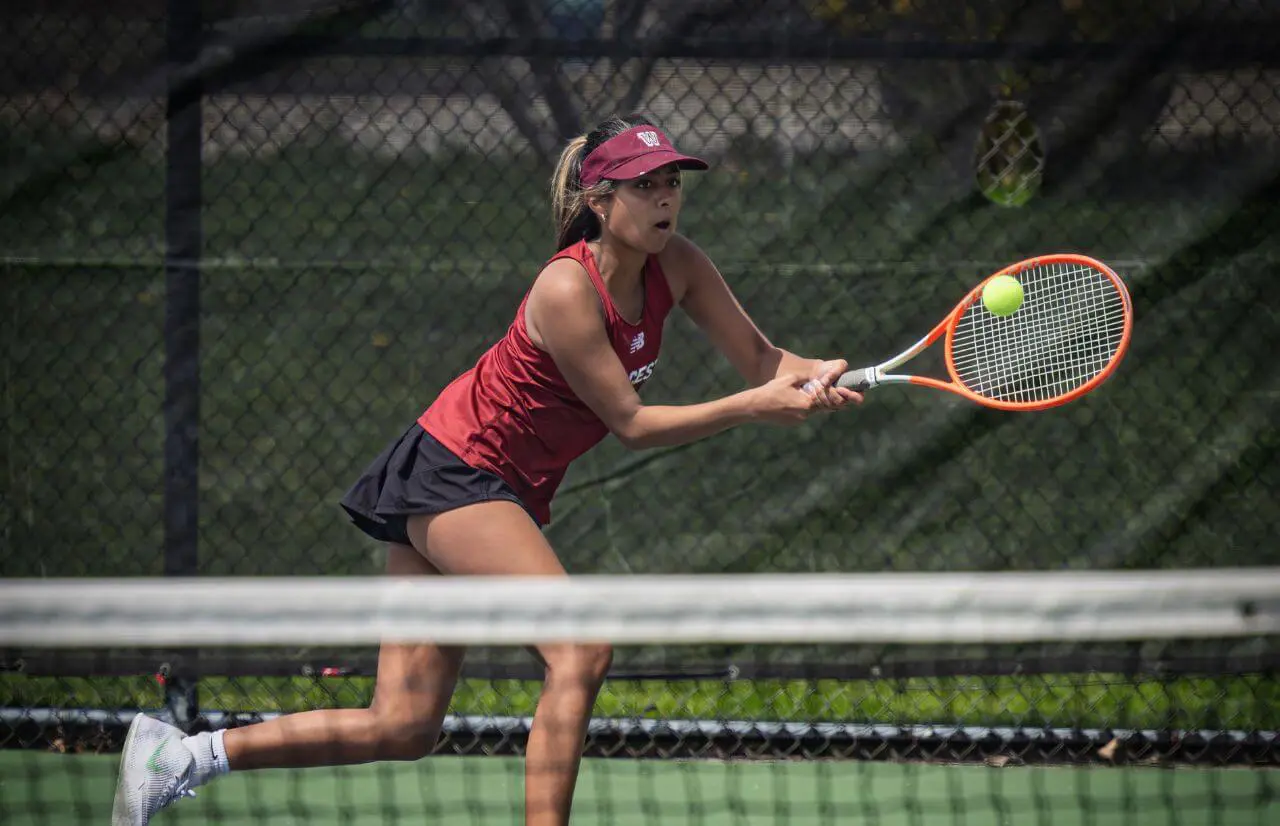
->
[962,267,1115,400]
[958,264,1123,400]
[950,262,1128,403]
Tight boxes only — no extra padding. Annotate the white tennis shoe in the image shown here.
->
[111,715,197,826]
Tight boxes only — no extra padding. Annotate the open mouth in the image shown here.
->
[654,221,672,231]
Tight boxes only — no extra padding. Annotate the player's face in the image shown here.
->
[605,164,683,254]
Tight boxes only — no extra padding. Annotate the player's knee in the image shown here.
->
[366,704,441,761]
[377,733,436,761]
[373,723,438,761]
[544,642,613,689]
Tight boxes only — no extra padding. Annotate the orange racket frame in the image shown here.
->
[830,254,1134,411]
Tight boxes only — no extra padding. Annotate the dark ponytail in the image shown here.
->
[549,114,656,251]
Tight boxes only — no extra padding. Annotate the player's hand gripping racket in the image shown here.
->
[807,254,1133,411]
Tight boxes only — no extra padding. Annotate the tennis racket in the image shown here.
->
[808,254,1133,411]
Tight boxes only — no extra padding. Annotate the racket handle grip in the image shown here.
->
[803,368,875,396]
[835,369,874,392]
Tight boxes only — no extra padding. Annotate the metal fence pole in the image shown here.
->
[163,0,204,731]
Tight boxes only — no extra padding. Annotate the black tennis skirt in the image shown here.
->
[339,422,537,546]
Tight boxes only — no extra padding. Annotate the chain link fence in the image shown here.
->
[3,0,1279,776]
[4,0,1277,580]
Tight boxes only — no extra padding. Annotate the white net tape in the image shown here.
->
[3,569,1277,647]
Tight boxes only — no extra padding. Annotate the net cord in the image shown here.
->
[3,570,1278,647]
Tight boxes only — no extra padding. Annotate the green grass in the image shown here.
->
[6,672,1279,734]
[3,750,1278,826]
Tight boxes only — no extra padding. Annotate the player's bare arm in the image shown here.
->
[661,233,861,409]
[526,258,815,447]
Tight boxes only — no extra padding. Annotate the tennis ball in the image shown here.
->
[982,275,1024,316]
[974,99,1045,209]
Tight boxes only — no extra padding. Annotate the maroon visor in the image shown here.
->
[579,126,709,187]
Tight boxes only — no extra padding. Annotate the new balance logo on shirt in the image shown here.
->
[629,332,645,354]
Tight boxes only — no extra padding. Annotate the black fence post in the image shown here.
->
[163,0,204,731]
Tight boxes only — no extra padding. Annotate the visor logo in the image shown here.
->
[637,131,660,148]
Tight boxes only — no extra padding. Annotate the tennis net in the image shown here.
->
[3,570,1279,825]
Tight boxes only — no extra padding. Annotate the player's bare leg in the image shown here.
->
[223,544,464,769]
[406,502,610,826]
[114,543,462,826]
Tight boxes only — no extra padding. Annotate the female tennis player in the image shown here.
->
[113,114,861,826]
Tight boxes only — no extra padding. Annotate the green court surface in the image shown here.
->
[4,751,1277,826]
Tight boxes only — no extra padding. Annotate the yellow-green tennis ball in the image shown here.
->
[982,275,1024,316]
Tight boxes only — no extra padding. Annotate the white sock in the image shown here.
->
[180,730,231,788]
